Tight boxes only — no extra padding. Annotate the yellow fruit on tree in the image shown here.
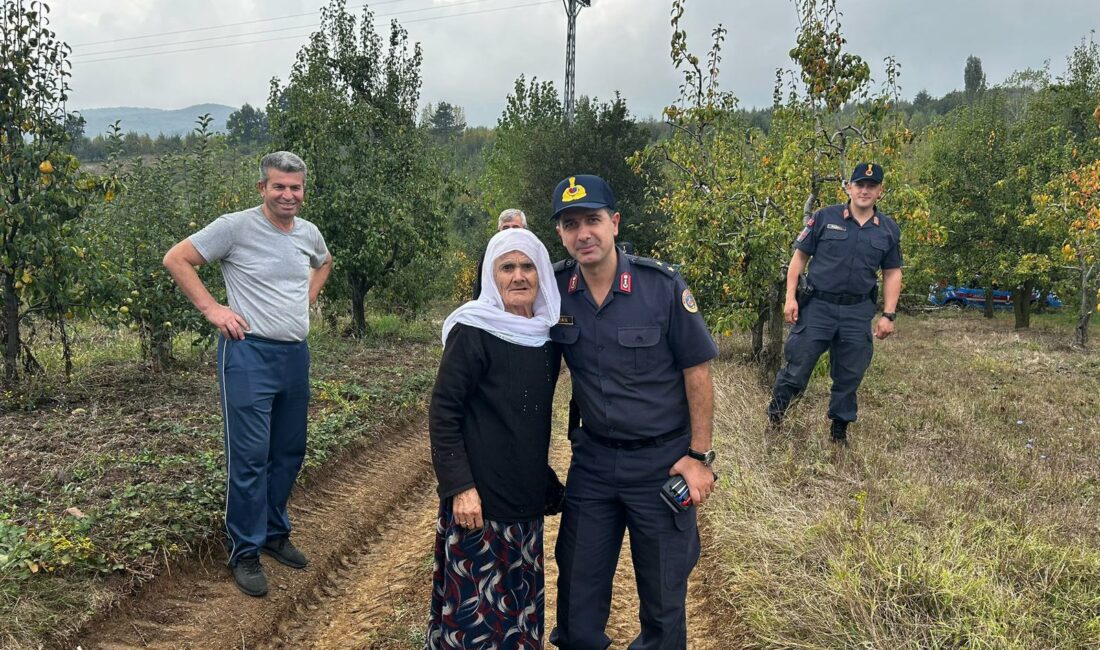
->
[38,160,53,174]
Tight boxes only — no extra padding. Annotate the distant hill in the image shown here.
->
[74,104,236,138]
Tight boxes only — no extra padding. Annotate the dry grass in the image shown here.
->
[706,311,1100,649]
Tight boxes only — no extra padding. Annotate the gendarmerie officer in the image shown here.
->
[767,162,902,444]
[546,175,718,650]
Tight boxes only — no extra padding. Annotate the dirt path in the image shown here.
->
[77,394,734,649]
[266,435,728,650]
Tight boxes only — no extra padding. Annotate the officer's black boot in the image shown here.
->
[766,399,785,431]
[829,419,849,446]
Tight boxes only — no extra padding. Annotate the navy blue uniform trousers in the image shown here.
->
[770,297,876,423]
[550,429,700,650]
[217,334,310,565]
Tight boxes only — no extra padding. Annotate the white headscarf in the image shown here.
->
[442,228,561,348]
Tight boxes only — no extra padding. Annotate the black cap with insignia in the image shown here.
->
[849,162,884,184]
[551,174,617,219]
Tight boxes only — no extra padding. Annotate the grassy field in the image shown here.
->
[0,314,440,648]
[707,310,1100,648]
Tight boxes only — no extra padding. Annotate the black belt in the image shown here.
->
[813,289,872,305]
[583,428,688,450]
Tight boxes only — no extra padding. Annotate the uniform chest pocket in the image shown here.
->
[618,326,661,374]
[549,325,583,369]
[860,233,891,268]
[820,229,849,241]
[550,326,580,345]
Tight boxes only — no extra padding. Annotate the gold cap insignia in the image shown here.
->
[561,177,588,203]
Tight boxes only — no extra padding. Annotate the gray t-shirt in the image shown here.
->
[190,205,329,342]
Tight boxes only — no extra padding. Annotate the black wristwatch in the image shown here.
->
[687,448,716,466]
[882,312,896,321]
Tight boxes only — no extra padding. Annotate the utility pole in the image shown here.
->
[563,0,591,123]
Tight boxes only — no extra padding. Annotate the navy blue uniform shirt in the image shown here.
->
[796,203,903,295]
[550,251,718,441]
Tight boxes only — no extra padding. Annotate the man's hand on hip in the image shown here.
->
[670,456,716,506]
[203,304,250,340]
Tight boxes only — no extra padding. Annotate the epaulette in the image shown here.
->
[629,256,680,276]
[553,258,575,273]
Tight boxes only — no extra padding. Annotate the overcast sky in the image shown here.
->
[52,0,1100,127]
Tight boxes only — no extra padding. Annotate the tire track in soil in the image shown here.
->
[264,432,733,649]
[76,416,434,650]
[78,381,741,648]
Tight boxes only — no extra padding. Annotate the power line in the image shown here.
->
[72,0,526,60]
[71,1,555,66]
[73,22,318,59]
[71,0,406,48]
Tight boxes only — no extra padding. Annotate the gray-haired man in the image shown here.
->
[473,208,528,298]
[163,151,332,597]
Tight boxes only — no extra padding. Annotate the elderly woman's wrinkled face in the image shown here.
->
[494,251,539,317]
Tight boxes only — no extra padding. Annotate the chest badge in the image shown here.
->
[568,273,579,294]
[558,315,574,326]
[826,223,846,232]
[681,289,699,314]
[619,272,632,294]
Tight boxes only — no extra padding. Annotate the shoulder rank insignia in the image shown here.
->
[619,272,632,294]
[796,226,811,242]
[873,215,880,226]
[630,256,678,276]
[568,273,579,294]
[552,258,575,273]
[681,289,699,313]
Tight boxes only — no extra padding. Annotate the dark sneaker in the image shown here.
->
[830,420,849,446]
[233,556,267,597]
[767,411,784,430]
[262,537,308,569]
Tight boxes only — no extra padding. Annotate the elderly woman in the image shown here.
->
[425,228,563,649]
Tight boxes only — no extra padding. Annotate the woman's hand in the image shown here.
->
[452,487,483,529]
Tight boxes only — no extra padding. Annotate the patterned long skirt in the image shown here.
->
[425,501,544,649]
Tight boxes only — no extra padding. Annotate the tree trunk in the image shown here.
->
[984,286,995,319]
[3,273,18,383]
[150,327,173,372]
[1075,270,1097,348]
[350,280,368,337]
[761,279,785,383]
[1013,279,1033,329]
[750,310,765,363]
[58,316,74,379]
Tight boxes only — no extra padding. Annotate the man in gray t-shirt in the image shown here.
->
[164,151,332,598]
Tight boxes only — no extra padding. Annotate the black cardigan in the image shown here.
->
[429,324,561,522]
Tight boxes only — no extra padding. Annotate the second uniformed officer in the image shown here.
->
[547,175,718,650]
[767,162,902,444]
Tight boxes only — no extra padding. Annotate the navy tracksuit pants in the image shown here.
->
[217,334,310,566]
[550,429,700,650]
[769,297,876,423]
